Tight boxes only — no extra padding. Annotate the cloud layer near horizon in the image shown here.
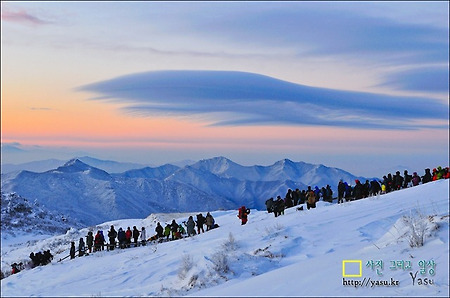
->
[78,70,448,130]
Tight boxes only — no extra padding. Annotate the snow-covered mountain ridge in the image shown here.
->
[1,179,448,296]
[1,156,373,226]
[1,192,83,238]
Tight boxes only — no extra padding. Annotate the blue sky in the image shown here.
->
[1,1,449,177]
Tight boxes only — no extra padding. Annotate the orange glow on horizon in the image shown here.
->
[2,81,448,156]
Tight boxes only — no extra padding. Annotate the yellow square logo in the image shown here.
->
[342,260,362,277]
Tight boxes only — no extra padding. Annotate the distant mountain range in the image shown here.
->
[1,156,196,174]
[1,156,373,226]
[1,156,150,174]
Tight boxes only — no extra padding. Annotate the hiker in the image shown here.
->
[164,224,171,240]
[422,168,432,184]
[29,252,38,268]
[140,227,147,246]
[100,231,106,250]
[70,242,76,259]
[196,213,205,234]
[306,186,316,209]
[86,231,94,253]
[94,231,103,252]
[35,252,44,266]
[325,185,333,202]
[170,220,179,240]
[238,206,249,225]
[125,227,132,248]
[444,167,450,179]
[277,196,285,216]
[382,174,393,193]
[205,212,215,231]
[272,196,284,217]
[175,224,184,239]
[411,172,421,186]
[299,190,306,204]
[285,189,293,208]
[370,180,381,196]
[293,189,300,206]
[118,228,126,249]
[78,238,86,257]
[353,180,364,200]
[320,186,327,201]
[11,263,20,275]
[186,216,196,236]
[433,166,445,180]
[265,198,274,213]
[403,170,412,188]
[338,180,345,204]
[344,182,353,201]
[43,250,53,265]
[155,222,164,238]
[314,186,321,202]
[272,198,279,217]
[108,225,117,250]
[132,226,140,247]
[362,181,370,198]
[393,171,404,191]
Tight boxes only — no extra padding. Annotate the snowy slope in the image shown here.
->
[1,179,448,297]
[1,192,83,238]
[1,157,371,226]
[119,164,180,179]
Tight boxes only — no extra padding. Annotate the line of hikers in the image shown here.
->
[266,166,450,214]
[380,167,449,194]
[68,212,218,260]
[265,184,334,215]
[1,250,54,280]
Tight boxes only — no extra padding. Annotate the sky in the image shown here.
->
[1,1,449,177]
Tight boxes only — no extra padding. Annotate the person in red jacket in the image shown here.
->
[11,263,20,275]
[444,167,450,179]
[94,231,103,252]
[238,206,249,225]
[125,227,132,248]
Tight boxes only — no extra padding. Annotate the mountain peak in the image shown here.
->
[63,158,89,168]
[190,156,239,176]
[56,159,96,173]
[197,156,235,167]
[274,158,296,167]
[210,156,233,163]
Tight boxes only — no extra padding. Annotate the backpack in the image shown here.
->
[307,191,316,204]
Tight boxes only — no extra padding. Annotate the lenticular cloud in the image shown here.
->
[77,70,448,130]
